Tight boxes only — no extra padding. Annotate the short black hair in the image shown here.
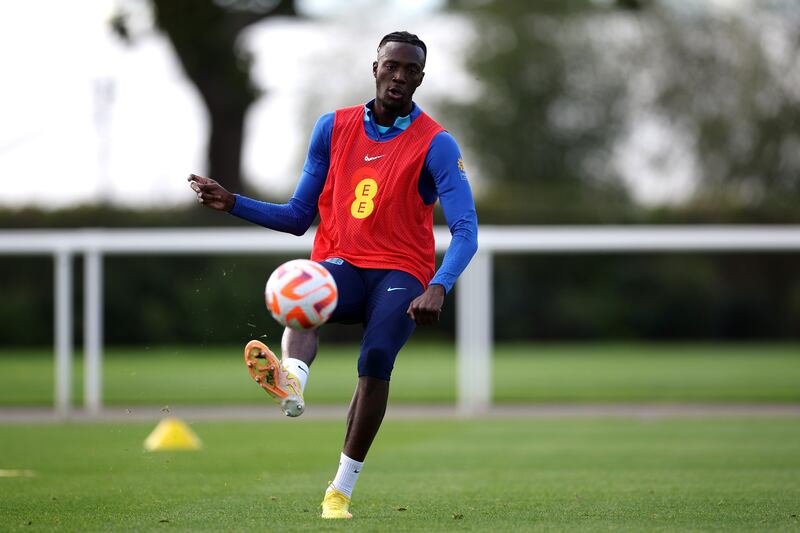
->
[378,31,427,61]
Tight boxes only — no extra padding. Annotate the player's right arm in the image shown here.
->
[188,113,334,236]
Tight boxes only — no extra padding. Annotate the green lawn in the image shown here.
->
[0,418,798,532]
[1,342,799,406]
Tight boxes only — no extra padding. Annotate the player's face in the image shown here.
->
[372,42,425,114]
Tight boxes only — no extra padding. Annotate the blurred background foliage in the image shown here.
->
[112,0,302,195]
[447,0,800,222]
[3,0,799,345]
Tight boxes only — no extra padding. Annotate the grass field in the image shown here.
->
[1,418,798,532]
[2,343,799,531]
[1,342,799,406]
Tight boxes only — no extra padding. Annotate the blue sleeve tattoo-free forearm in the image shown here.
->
[229,185,319,236]
[228,113,333,235]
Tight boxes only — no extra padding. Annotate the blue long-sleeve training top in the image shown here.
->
[230,100,478,293]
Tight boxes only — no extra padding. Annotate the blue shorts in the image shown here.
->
[319,258,424,381]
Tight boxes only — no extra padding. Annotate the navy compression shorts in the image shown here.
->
[319,257,424,381]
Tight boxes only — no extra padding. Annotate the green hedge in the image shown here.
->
[1,206,798,345]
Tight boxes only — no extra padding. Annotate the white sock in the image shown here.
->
[282,357,309,392]
[329,453,363,498]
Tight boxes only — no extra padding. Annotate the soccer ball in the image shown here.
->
[265,259,338,330]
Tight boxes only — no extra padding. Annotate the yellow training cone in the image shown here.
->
[144,417,202,451]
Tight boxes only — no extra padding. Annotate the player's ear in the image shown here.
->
[418,71,425,87]
[372,61,378,78]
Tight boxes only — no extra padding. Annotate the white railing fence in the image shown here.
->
[2,226,800,418]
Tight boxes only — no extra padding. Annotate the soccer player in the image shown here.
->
[188,31,478,519]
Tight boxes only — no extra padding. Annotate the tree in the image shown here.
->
[447,0,800,221]
[640,3,800,213]
[444,0,638,223]
[114,0,300,193]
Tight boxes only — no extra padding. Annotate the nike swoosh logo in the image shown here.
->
[364,154,384,162]
[387,287,407,292]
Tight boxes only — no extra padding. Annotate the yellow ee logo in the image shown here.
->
[351,178,378,219]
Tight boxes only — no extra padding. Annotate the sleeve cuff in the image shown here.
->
[428,277,453,294]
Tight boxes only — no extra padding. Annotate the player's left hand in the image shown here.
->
[407,284,445,325]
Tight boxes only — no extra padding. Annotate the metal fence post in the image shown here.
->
[84,250,103,415]
[54,251,73,418]
[456,250,493,416]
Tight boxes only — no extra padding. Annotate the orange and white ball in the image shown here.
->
[265,259,338,330]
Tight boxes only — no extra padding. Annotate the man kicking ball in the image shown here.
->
[189,31,477,519]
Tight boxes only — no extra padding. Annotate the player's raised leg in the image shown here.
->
[280,327,317,392]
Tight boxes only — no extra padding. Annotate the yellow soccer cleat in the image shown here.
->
[243,340,305,417]
[320,486,352,520]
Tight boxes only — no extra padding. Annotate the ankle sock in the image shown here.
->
[282,357,309,392]
[329,453,363,498]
